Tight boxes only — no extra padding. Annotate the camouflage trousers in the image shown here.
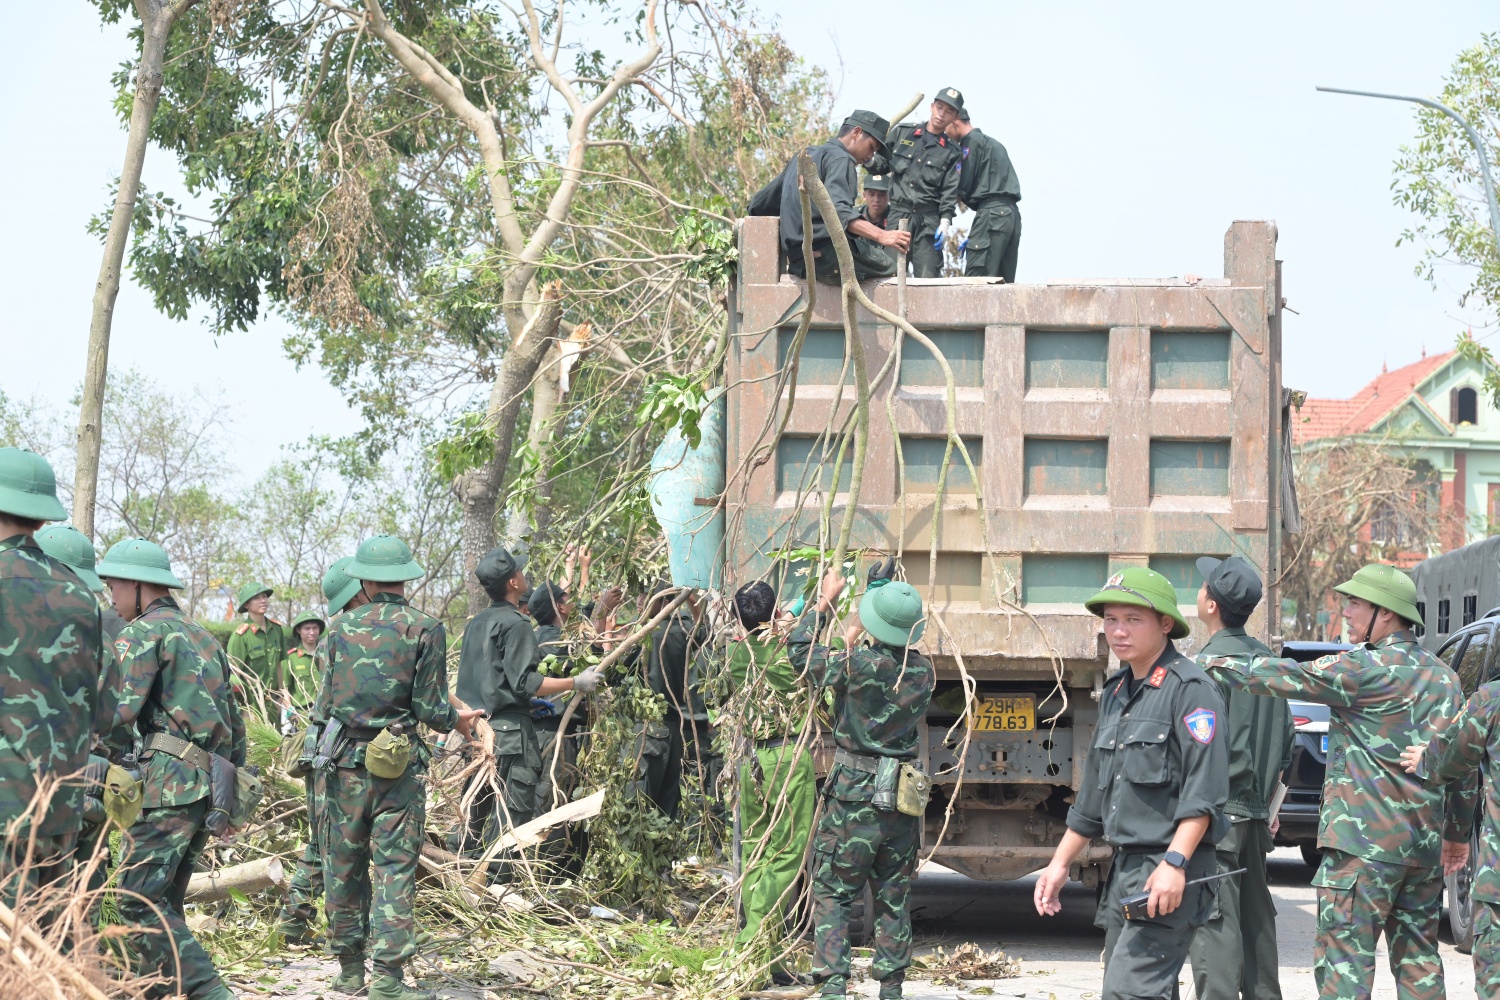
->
[734,743,816,950]
[115,799,229,1000]
[1312,848,1444,1000]
[279,777,327,930]
[1472,898,1500,998]
[0,829,77,913]
[322,763,426,975]
[1096,848,1216,1000]
[1188,819,1282,1000]
[810,797,919,999]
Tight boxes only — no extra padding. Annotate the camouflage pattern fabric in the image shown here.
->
[311,593,457,740]
[104,596,247,805]
[1473,900,1500,999]
[1417,680,1500,904]
[809,798,919,998]
[1096,848,1218,1000]
[0,833,76,911]
[322,763,426,974]
[1311,848,1444,1000]
[115,799,230,999]
[279,777,325,931]
[786,611,935,801]
[0,534,114,839]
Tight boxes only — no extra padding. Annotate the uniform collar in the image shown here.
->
[0,533,37,552]
[145,595,180,615]
[1371,630,1418,650]
[1209,626,1248,642]
[1109,641,1183,695]
[370,591,409,606]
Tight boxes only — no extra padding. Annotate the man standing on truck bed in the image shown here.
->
[1199,563,1475,1000]
[866,88,964,278]
[1034,567,1228,1000]
[1188,556,1293,1000]
[946,107,1022,282]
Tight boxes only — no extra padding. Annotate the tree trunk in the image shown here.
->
[457,284,564,613]
[505,321,593,544]
[73,0,196,539]
[185,855,285,904]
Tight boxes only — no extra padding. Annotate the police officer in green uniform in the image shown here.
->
[1035,567,1228,1000]
[748,110,910,284]
[226,581,288,707]
[35,523,128,639]
[1187,557,1292,1000]
[946,107,1022,282]
[453,548,601,862]
[1198,564,1472,1000]
[283,611,326,716]
[867,88,964,278]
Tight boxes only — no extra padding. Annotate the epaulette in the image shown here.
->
[913,127,923,136]
[235,623,250,635]
[287,648,299,656]
[1147,666,1168,688]
[269,617,282,625]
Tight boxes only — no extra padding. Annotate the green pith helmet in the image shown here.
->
[235,581,274,613]
[34,525,104,591]
[290,609,326,637]
[322,557,361,614]
[0,447,67,523]
[1084,566,1190,640]
[95,538,185,589]
[346,534,423,583]
[1334,563,1424,628]
[859,580,927,647]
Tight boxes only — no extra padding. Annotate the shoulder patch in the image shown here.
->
[235,623,250,635]
[913,127,923,136]
[287,648,299,656]
[1147,666,1168,688]
[1184,708,1217,744]
[113,637,132,658]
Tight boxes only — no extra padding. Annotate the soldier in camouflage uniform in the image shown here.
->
[277,558,364,945]
[36,523,128,639]
[1403,682,1500,997]
[313,536,483,999]
[226,581,287,709]
[98,537,244,1000]
[0,448,115,901]
[1199,563,1474,1000]
[1035,567,1228,1000]
[788,563,935,1000]
[866,88,965,278]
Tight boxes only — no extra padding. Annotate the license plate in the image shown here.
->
[1320,735,1329,754]
[970,696,1035,732]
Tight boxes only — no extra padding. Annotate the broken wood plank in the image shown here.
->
[185,856,284,904]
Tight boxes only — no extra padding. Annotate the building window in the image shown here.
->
[1416,601,1426,638]
[1438,598,1451,634]
[1452,386,1479,425]
[1465,595,1479,627]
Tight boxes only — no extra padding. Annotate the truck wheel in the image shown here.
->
[1448,834,1479,955]
[848,880,875,947]
[1300,844,1322,868]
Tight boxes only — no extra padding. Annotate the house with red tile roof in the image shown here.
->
[1293,344,1498,550]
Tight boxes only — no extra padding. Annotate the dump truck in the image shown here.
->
[721,217,1291,888]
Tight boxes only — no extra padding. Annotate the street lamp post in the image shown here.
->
[1319,85,1500,252]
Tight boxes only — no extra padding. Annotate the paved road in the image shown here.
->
[886,847,1476,999]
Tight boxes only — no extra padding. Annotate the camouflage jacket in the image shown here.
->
[1417,681,1499,901]
[1201,630,1475,867]
[314,592,458,764]
[455,599,541,720]
[1069,643,1229,851]
[106,596,246,809]
[0,535,116,836]
[788,610,934,801]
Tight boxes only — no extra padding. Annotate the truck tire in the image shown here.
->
[1300,844,1322,868]
[1448,833,1479,955]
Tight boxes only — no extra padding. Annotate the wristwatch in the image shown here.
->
[1163,850,1187,870]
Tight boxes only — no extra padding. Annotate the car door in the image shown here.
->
[1436,620,1494,953]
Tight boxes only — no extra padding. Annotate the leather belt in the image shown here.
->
[144,732,214,773]
[833,747,882,773]
[755,736,797,750]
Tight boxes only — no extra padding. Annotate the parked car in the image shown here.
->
[1272,642,1349,867]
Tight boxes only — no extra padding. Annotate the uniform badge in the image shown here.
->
[235,623,250,635]
[1106,572,1124,587]
[1184,708,1217,744]
[1147,667,1167,688]
[947,89,959,98]
[113,637,132,658]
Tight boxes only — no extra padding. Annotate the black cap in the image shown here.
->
[958,107,970,123]
[475,545,528,599]
[863,171,891,193]
[934,87,964,111]
[841,110,891,157]
[1196,556,1263,616]
[527,582,568,620]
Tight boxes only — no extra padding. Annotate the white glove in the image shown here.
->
[572,667,603,694]
[934,218,953,250]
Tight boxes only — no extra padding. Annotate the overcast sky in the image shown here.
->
[2,1,1495,477]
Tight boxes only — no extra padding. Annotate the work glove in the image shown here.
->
[573,667,604,694]
[959,236,969,253]
[934,218,952,250]
[867,555,898,588]
[530,697,560,720]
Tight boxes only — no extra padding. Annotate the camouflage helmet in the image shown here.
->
[347,534,424,583]
[95,538,185,589]
[34,524,103,591]
[0,447,67,522]
[859,579,927,646]
[235,581,274,612]
[1084,566,1189,639]
[1334,563,1423,628]
[322,557,361,615]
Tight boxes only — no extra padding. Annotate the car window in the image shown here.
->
[1438,633,1471,676]
[1445,627,1493,695]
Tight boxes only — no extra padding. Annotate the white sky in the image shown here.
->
[2,1,1496,477]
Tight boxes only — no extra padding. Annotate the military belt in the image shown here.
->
[971,195,1018,209]
[755,735,797,750]
[143,732,215,774]
[832,748,882,774]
